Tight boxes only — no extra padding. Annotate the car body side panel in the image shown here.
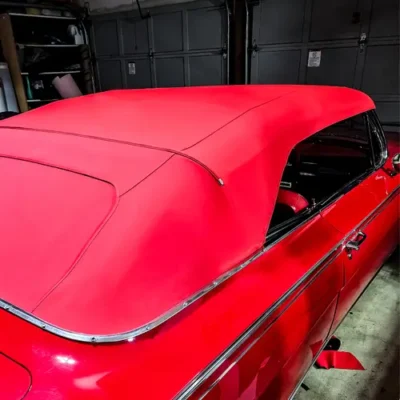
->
[261,297,338,400]
[190,218,344,400]
[322,127,399,332]
[331,197,398,333]
[0,353,31,400]
[200,266,341,400]
[320,169,398,278]
[320,181,381,242]
[329,184,399,331]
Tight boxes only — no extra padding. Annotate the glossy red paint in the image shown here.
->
[0,354,31,400]
[329,136,400,332]
[198,219,344,400]
[0,86,398,400]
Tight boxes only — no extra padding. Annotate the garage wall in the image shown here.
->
[91,0,228,90]
[86,0,197,14]
[250,0,400,128]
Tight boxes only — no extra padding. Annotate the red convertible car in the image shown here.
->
[0,85,398,400]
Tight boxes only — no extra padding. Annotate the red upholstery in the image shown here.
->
[277,189,309,214]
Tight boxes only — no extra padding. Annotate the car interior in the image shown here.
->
[269,116,373,230]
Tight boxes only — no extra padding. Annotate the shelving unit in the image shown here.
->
[21,70,81,76]
[8,12,76,21]
[0,6,94,112]
[27,98,59,103]
[18,43,81,48]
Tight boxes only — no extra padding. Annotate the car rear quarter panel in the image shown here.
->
[0,353,31,400]
[0,215,343,400]
[183,215,344,400]
[198,262,341,400]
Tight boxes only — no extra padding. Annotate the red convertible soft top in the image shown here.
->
[0,85,374,341]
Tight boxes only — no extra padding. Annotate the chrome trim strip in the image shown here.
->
[197,254,341,400]
[369,110,389,169]
[287,333,333,400]
[175,186,399,399]
[288,245,398,400]
[280,181,292,189]
[176,249,341,400]
[0,187,398,344]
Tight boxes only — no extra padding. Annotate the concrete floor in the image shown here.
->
[295,249,399,400]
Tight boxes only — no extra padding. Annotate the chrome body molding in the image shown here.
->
[197,253,341,400]
[370,110,389,169]
[0,187,398,344]
[175,248,341,400]
[287,333,333,400]
[174,185,399,399]
[288,245,399,400]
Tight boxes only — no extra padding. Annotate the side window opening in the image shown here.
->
[267,112,375,241]
[368,112,387,168]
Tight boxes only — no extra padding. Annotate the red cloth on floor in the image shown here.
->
[316,350,365,370]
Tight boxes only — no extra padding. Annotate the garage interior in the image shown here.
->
[0,0,398,399]
[90,0,399,132]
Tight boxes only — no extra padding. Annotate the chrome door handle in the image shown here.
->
[345,231,367,251]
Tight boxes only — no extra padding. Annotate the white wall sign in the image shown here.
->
[128,62,136,75]
[308,50,321,67]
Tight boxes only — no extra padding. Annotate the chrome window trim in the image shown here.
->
[175,186,399,399]
[368,110,389,169]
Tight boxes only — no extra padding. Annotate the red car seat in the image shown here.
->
[277,189,309,214]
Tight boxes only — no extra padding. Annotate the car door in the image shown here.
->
[193,211,345,400]
[320,111,400,331]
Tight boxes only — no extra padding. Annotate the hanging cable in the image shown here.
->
[132,0,148,19]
